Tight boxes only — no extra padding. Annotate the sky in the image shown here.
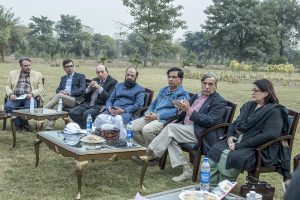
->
[0,0,212,39]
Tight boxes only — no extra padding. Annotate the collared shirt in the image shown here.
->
[184,94,208,125]
[14,72,31,96]
[64,72,74,94]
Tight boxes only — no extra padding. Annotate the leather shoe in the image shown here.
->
[23,124,34,132]
[131,156,159,166]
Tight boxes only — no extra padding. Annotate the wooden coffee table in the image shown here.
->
[34,131,149,200]
[11,108,69,147]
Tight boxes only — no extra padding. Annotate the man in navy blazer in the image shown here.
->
[44,59,86,129]
[146,73,226,182]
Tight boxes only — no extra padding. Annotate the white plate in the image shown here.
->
[179,190,220,200]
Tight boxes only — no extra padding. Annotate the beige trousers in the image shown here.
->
[148,123,198,168]
[132,117,164,146]
[44,93,76,109]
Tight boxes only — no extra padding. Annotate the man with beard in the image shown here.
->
[5,57,45,131]
[69,64,117,129]
[97,67,145,124]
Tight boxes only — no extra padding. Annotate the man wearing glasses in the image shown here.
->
[5,57,44,131]
[44,59,85,130]
[146,73,226,182]
[132,67,190,147]
[69,64,118,129]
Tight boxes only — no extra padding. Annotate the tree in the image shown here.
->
[0,5,19,62]
[7,25,30,55]
[28,16,59,60]
[55,15,83,56]
[122,0,186,66]
[92,34,116,59]
[203,0,278,62]
[265,0,300,56]
[182,31,213,63]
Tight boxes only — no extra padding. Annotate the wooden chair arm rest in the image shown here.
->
[197,123,231,144]
[163,116,179,127]
[256,135,292,152]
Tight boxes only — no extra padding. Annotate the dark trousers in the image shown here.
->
[5,98,37,127]
[69,103,100,129]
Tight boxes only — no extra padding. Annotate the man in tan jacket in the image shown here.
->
[4,57,44,131]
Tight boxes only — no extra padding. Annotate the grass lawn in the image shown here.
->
[0,58,299,200]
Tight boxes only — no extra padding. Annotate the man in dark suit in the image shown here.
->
[69,64,118,129]
[44,59,86,130]
[146,73,226,182]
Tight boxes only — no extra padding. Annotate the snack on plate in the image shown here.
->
[179,191,220,200]
[80,134,105,144]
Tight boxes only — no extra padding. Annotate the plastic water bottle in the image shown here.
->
[86,114,93,134]
[200,157,210,191]
[126,121,134,147]
[57,98,63,111]
[30,97,34,113]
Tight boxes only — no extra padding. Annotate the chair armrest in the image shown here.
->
[131,106,149,120]
[163,116,179,127]
[254,135,292,168]
[256,135,292,152]
[197,123,231,145]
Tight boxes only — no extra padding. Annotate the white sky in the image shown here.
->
[0,0,212,39]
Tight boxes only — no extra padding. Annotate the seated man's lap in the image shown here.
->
[5,99,32,113]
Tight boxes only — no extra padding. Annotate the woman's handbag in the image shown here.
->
[239,176,275,200]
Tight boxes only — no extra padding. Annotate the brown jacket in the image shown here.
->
[5,69,44,98]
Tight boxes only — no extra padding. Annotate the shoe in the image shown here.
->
[23,124,34,132]
[131,156,159,166]
[172,165,193,182]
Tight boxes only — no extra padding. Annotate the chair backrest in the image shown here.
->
[224,100,237,124]
[144,88,154,108]
[285,108,300,152]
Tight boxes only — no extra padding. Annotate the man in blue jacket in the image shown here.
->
[44,59,85,130]
[132,67,190,147]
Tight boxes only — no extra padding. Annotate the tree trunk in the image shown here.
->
[0,46,4,62]
[279,36,284,56]
[144,44,149,67]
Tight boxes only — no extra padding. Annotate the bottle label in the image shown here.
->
[200,171,210,184]
[127,130,133,139]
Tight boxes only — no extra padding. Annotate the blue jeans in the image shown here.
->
[5,98,37,127]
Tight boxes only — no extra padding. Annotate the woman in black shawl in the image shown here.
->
[207,79,289,184]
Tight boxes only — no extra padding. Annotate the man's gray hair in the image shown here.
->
[201,73,218,87]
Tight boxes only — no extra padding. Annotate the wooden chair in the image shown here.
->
[159,100,237,182]
[2,77,45,130]
[131,87,154,120]
[247,108,300,180]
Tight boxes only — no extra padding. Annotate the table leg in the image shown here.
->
[139,156,149,190]
[75,160,88,200]
[11,116,17,148]
[34,139,42,167]
[63,117,70,126]
[35,121,45,131]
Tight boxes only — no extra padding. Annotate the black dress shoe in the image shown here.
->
[23,124,34,132]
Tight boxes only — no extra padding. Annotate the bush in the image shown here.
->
[265,64,295,73]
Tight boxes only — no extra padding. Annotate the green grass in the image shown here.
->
[0,58,299,200]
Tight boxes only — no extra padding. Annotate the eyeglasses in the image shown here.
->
[64,65,74,68]
[168,76,179,80]
[252,88,262,93]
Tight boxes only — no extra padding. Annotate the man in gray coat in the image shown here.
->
[147,73,226,182]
